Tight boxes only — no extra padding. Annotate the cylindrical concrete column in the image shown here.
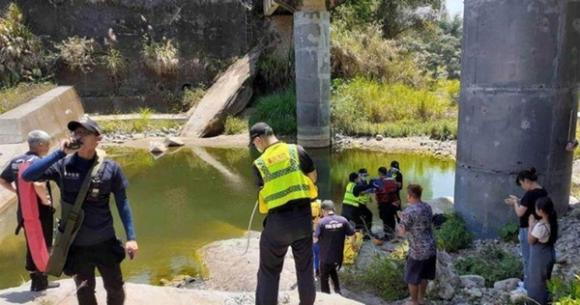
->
[455,0,580,237]
[294,2,331,148]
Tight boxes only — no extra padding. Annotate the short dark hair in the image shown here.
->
[349,172,359,182]
[378,167,388,176]
[407,184,423,199]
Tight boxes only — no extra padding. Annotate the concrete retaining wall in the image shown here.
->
[0,86,85,144]
[0,0,260,113]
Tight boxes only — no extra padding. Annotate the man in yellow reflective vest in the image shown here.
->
[342,172,375,236]
[250,122,317,305]
[341,172,361,226]
[356,168,374,235]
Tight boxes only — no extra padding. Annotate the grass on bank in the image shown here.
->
[100,119,181,134]
[223,116,248,135]
[435,213,473,252]
[0,82,56,114]
[454,245,522,287]
[248,78,458,139]
[549,275,580,305]
[332,78,458,140]
[342,243,409,301]
[249,87,296,135]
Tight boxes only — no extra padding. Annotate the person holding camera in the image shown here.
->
[504,167,547,291]
[23,116,138,305]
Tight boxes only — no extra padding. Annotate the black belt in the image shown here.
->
[268,200,309,214]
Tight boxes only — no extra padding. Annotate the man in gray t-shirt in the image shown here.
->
[397,184,436,305]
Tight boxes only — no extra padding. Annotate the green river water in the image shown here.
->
[0,147,455,289]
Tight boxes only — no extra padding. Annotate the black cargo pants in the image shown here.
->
[256,202,315,305]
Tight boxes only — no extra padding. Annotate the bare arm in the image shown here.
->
[307,169,318,184]
[527,215,539,245]
[514,204,528,217]
[397,210,409,237]
[527,230,538,245]
[32,182,51,205]
[396,224,406,237]
[0,177,15,193]
[505,195,527,217]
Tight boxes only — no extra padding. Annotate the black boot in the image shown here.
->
[30,272,59,291]
[29,272,43,292]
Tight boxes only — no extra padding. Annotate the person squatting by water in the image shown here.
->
[355,168,374,235]
[250,122,317,305]
[23,116,138,305]
[504,167,548,291]
[341,172,374,239]
[0,130,59,292]
[397,184,437,305]
[313,200,355,295]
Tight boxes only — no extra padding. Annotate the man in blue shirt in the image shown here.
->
[314,200,355,295]
[23,116,138,305]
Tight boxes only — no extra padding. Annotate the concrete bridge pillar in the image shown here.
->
[294,0,331,148]
[455,0,580,237]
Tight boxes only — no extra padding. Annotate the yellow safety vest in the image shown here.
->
[311,199,323,219]
[357,188,370,205]
[311,199,323,231]
[343,182,359,207]
[254,142,313,212]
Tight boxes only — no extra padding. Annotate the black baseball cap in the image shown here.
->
[249,122,273,145]
[67,115,102,135]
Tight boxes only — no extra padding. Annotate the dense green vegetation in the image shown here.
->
[454,245,522,287]
[498,222,519,243]
[550,276,580,305]
[223,116,248,135]
[0,4,48,86]
[98,108,181,134]
[249,87,297,135]
[435,213,472,252]
[342,243,409,301]
[0,82,55,114]
[0,2,462,139]
[251,1,462,138]
[332,78,458,139]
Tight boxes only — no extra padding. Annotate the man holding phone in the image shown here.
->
[23,116,138,305]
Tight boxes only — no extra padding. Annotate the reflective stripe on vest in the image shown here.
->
[343,182,359,207]
[254,142,311,210]
[357,189,370,205]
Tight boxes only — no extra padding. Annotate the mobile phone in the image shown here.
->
[65,139,82,150]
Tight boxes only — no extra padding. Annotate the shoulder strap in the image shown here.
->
[69,154,105,215]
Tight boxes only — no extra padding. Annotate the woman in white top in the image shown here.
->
[526,197,558,305]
